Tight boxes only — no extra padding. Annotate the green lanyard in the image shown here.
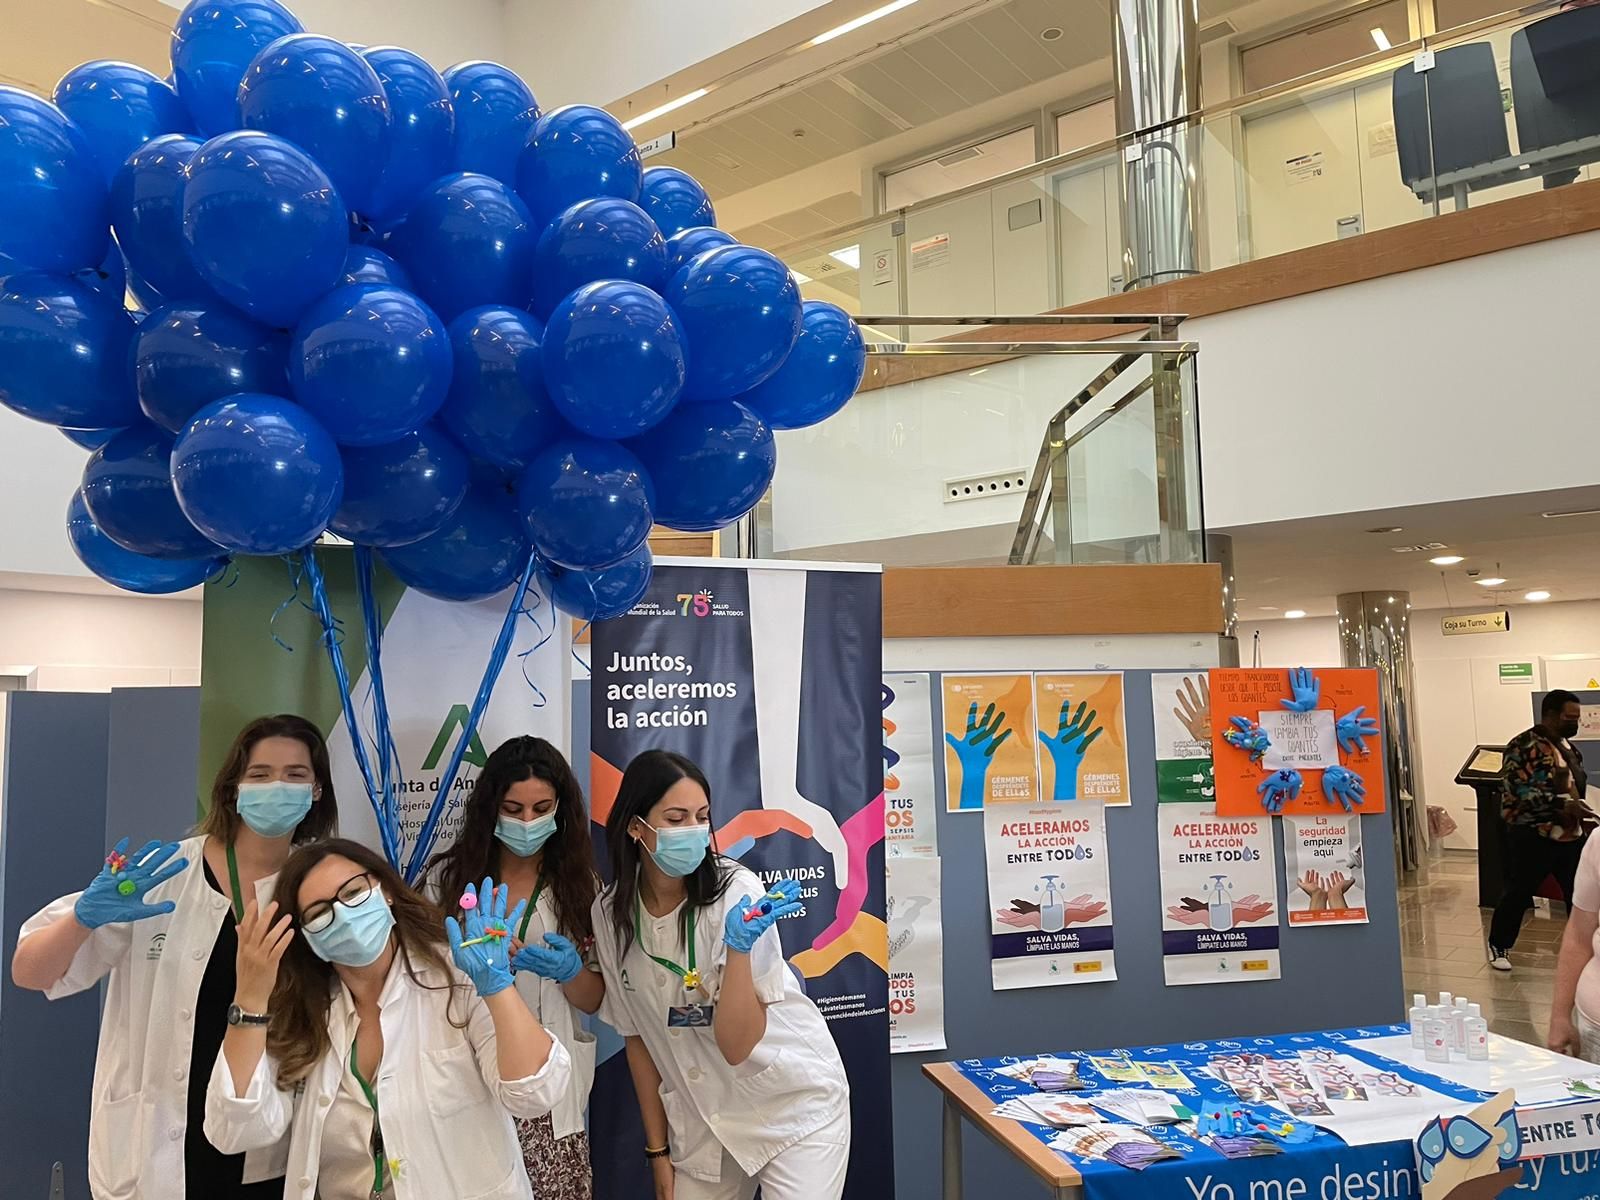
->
[349,1039,387,1200]
[225,842,245,922]
[633,891,698,991]
[516,877,547,943]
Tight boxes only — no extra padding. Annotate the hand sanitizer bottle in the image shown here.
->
[1466,1004,1488,1061]
[1037,875,1065,932]
[1206,874,1235,932]
[1450,998,1469,1052]
[1425,1008,1451,1063]
[1410,994,1428,1049]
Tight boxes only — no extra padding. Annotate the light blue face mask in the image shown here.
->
[643,822,712,878]
[496,810,558,858]
[303,886,395,967]
[236,781,314,838]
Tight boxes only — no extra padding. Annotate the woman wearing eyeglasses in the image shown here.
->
[591,751,850,1200]
[425,736,603,1200]
[205,838,570,1200]
[11,713,338,1200]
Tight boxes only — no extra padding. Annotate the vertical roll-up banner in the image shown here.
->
[589,560,893,1199]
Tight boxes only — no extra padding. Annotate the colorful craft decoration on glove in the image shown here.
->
[1321,764,1367,812]
[725,878,804,953]
[1223,716,1272,764]
[1336,706,1379,757]
[1257,769,1303,814]
[446,878,524,997]
[75,837,188,928]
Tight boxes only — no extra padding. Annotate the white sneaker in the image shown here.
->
[1488,944,1513,971]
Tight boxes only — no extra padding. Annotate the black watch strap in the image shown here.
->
[644,1145,671,1161]
[227,1003,270,1027]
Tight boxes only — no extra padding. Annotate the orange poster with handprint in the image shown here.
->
[1034,672,1131,805]
[941,673,1037,811]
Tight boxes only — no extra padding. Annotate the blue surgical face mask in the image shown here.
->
[642,822,711,878]
[303,886,395,967]
[496,810,558,858]
[236,781,314,838]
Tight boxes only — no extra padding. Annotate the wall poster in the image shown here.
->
[1151,671,1216,804]
[1033,672,1132,805]
[1155,804,1281,985]
[1284,814,1369,925]
[887,855,947,1053]
[883,673,938,856]
[941,672,1038,811]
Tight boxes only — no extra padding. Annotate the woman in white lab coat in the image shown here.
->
[206,838,570,1200]
[425,736,603,1199]
[592,750,851,1200]
[10,713,339,1200]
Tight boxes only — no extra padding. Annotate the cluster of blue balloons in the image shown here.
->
[0,0,868,619]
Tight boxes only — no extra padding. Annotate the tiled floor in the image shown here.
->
[1400,851,1563,1049]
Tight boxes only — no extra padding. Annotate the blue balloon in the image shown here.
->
[516,104,641,230]
[741,300,866,430]
[666,244,801,400]
[541,281,684,440]
[170,0,303,136]
[339,245,414,290]
[627,400,776,532]
[529,198,668,319]
[441,306,565,472]
[0,87,110,273]
[539,542,652,622]
[0,273,138,429]
[181,131,350,329]
[110,135,218,303]
[172,393,344,554]
[330,424,469,547]
[52,61,192,183]
[290,283,453,446]
[362,47,455,221]
[444,62,539,186]
[76,241,128,303]
[239,34,393,216]
[380,483,530,601]
[82,425,221,559]
[639,166,715,238]
[389,173,535,323]
[665,226,736,277]
[62,426,125,451]
[515,437,655,570]
[67,487,225,594]
[132,303,288,434]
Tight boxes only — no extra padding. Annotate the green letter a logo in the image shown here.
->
[421,704,489,771]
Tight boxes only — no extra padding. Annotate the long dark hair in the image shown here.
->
[603,750,731,955]
[268,839,461,1086]
[424,736,596,942]
[198,714,338,844]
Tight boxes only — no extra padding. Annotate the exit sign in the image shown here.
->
[1499,662,1535,684]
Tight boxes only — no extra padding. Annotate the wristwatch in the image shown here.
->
[226,1004,270,1027]
[644,1145,671,1161]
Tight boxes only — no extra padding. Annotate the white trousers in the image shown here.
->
[674,1110,852,1200]
[1578,1007,1600,1064]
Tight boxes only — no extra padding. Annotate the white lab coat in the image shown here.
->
[205,950,571,1200]
[16,835,289,1200]
[511,887,598,1141]
[591,867,850,1184]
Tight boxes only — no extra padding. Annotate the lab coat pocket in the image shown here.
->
[731,1047,836,1132]
[423,1043,520,1198]
[87,1091,142,1199]
[660,1082,720,1179]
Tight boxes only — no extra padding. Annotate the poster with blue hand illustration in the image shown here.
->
[941,673,1038,811]
[1035,672,1132,805]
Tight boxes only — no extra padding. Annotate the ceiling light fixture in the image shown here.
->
[1366,525,1404,534]
[1542,506,1600,519]
[1475,577,1507,587]
[790,269,813,284]
[1041,26,1065,40]
[1429,554,1464,565]
[1525,590,1551,601]
[621,87,711,132]
[1370,27,1393,50]
[811,0,922,45]
[829,245,861,269]
[1285,610,1307,619]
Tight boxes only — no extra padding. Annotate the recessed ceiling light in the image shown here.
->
[790,269,812,285]
[1259,605,1279,611]
[1525,590,1551,601]
[1041,26,1064,40]
[621,87,711,132]
[1475,577,1507,587]
[1366,526,1404,534]
[1429,554,1464,565]
[1370,26,1392,50]
[811,0,922,45]
[829,245,861,269]
[1541,507,1600,519]
[1285,609,1307,619]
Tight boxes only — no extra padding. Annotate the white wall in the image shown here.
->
[1241,600,1600,852]
[0,588,203,692]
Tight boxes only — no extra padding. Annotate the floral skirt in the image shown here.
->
[516,1112,593,1200]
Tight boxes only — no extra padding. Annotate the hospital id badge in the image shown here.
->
[668,1002,715,1028]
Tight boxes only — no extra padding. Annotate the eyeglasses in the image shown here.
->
[300,873,376,934]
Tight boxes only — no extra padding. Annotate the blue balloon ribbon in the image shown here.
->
[403,550,538,882]
[301,547,400,866]
[354,546,404,859]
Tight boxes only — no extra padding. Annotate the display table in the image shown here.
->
[925,1025,1600,1200]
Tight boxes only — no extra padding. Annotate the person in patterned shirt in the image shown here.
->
[1488,690,1590,971]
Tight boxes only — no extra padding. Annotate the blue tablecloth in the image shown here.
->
[953,1025,1600,1200]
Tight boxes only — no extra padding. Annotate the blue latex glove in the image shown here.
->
[446,877,525,997]
[1321,764,1367,812]
[1256,769,1303,813]
[1038,699,1103,800]
[1280,668,1322,712]
[944,701,1013,811]
[724,878,804,953]
[1335,706,1379,756]
[74,837,188,929]
[512,932,583,984]
[1222,716,1271,764]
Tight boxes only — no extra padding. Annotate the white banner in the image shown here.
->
[888,855,947,1053]
[1284,814,1369,925]
[984,802,1116,989]
[330,586,569,862]
[883,673,938,856]
[1157,805,1282,985]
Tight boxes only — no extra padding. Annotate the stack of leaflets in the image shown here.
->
[1049,1124,1182,1169]
[994,1056,1088,1092]
[1092,1089,1191,1125]
[1204,1134,1282,1159]
[990,1095,1100,1128]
